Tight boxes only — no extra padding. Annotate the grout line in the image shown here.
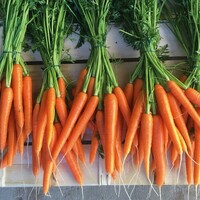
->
[25,56,187,66]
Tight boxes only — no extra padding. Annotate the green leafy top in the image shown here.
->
[0,0,30,87]
[163,0,200,90]
[28,0,73,68]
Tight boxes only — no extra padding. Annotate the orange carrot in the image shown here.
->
[54,122,62,136]
[115,111,123,172]
[58,77,66,100]
[138,127,144,166]
[167,80,200,125]
[75,137,86,164]
[7,107,17,166]
[141,113,153,179]
[124,91,144,158]
[194,108,200,186]
[124,83,134,108]
[155,84,182,154]
[87,77,95,100]
[171,144,179,167]
[32,103,40,176]
[185,87,200,107]
[12,64,24,129]
[56,97,68,127]
[52,92,87,160]
[74,68,87,97]
[23,76,32,138]
[185,139,194,185]
[163,121,169,153]
[180,106,189,123]
[113,86,131,125]
[89,128,99,165]
[35,91,47,153]
[46,87,56,147]
[167,92,192,151]
[133,78,143,105]
[152,115,166,187]
[0,87,13,150]
[104,93,118,174]
[61,96,99,156]
[62,149,83,185]
[16,125,25,155]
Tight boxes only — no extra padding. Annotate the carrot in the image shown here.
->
[115,111,123,172]
[23,76,32,138]
[46,87,56,147]
[16,124,25,155]
[7,107,17,166]
[185,87,200,107]
[176,127,187,153]
[113,86,131,125]
[58,77,66,100]
[54,122,62,136]
[150,159,156,173]
[124,83,134,108]
[167,80,200,125]
[180,106,189,123]
[133,78,143,105]
[75,137,86,164]
[56,97,68,127]
[167,92,192,151]
[187,116,194,134]
[174,154,180,169]
[62,148,83,185]
[32,103,40,176]
[87,77,95,100]
[0,87,13,150]
[104,93,118,174]
[185,139,194,185]
[61,95,99,156]
[51,92,87,160]
[194,108,200,186]
[152,115,166,187]
[141,113,153,179]
[124,90,144,158]
[74,68,87,97]
[155,84,182,154]
[42,126,57,194]
[12,64,24,129]
[170,144,179,167]
[89,128,99,165]
[35,91,48,153]
[138,127,144,166]
[96,110,105,150]
[163,122,169,153]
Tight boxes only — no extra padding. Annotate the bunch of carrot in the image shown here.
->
[41,0,133,190]
[163,0,200,191]
[27,0,84,194]
[113,0,200,194]
[0,0,32,167]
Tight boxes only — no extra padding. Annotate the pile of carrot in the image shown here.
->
[1,0,200,197]
[0,0,32,167]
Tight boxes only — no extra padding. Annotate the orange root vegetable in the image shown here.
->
[124,91,144,158]
[104,93,118,174]
[155,84,182,154]
[51,92,87,161]
[23,75,33,138]
[12,64,24,129]
[0,87,13,150]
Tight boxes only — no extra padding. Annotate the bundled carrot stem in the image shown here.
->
[0,0,32,163]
